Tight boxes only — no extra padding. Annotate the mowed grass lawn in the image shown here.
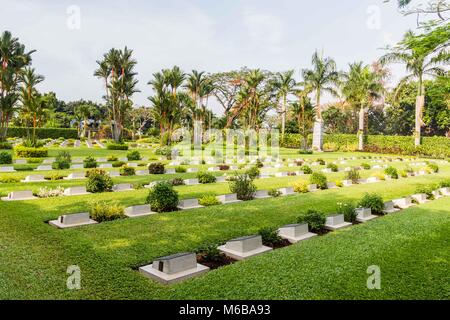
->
[0,149,449,299]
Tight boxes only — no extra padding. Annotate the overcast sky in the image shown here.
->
[1,0,421,114]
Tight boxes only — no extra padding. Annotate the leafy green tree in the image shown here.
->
[272,70,296,139]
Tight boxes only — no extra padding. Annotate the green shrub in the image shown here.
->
[310,172,328,189]
[83,156,97,169]
[245,166,260,179]
[361,163,371,170]
[256,159,264,168]
[198,194,220,207]
[86,169,113,193]
[229,173,256,201]
[0,142,13,149]
[175,166,187,173]
[13,164,34,171]
[195,243,223,263]
[52,151,71,170]
[327,163,338,172]
[316,158,325,165]
[45,173,65,181]
[439,179,450,188]
[346,168,361,184]
[170,178,185,186]
[258,227,284,247]
[197,171,217,184]
[89,202,125,222]
[0,176,20,183]
[107,143,129,150]
[297,210,326,233]
[120,166,135,176]
[148,162,165,174]
[337,201,357,223]
[426,162,439,173]
[26,158,42,164]
[415,185,435,199]
[301,165,312,174]
[268,188,282,197]
[146,182,179,213]
[358,193,384,215]
[293,181,309,193]
[384,166,399,179]
[0,151,12,164]
[112,161,126,168]
[127,150,141,161]
[107,155,118,162]
[154,146,172,157]
[14,146,48,158]
[6,127,77,139]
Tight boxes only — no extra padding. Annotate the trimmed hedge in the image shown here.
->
[6,127,78,139]
[281,133,450,158]
[14,146,48,158]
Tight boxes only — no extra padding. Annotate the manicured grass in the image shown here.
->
[0,149,448,299]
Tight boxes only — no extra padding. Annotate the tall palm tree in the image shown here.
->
[20,67,45,144]
[302,51,339,151]
[291,84,314,150]
[0,31,34,140]
[341,62,385,150]
[379,30,448,146]
[273,70,296,140]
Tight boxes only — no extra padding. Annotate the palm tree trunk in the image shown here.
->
[358,106,365,151]
[415,76,425,147]
[312,90,323,151]
[281,96,286,141]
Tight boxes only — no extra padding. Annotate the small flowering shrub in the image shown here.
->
[198,194,220,207]
[268,188,282,197]
[37,186,65,198]
[293,181,309,193]
[384,166,399,179]
[337,201,357,223]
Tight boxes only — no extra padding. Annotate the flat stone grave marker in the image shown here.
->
[392,197,415,209]
[431,190,442,199]
[344,167,352,172]
[358,178,368,184]
[108,171,120,177]
[321,168,333,173]
[216,176,227,183]
[183,179,199,186]
[178,198,203,210]
[278,187,295,196]
[64,187,89,196]
[278,223,317,243]
[14,159,27,164]
[36,165,53,171]
[326,182,337,189]
[60,141,68,147]
[1,190,36,201]
[169,161,181,166]
[367,177,379,183]
[165,168,176,174]
[125,205,155,218]
[356,208,377,223]
[97,158,107,163]
[275,172,288,177]
[70,164,83,169]
[49,212,97,229]
[208,167,220,172]
[0,166,15,172]
[74,140,81,147]
[21,175,46,183]
[216,194,241,204]
[439,187,450,196]
[118,157,128,162]
[99,163,112,168]
[411,193,428,204]
[113,183,133,192]
[254,190,270,199]
[72,158,83,163]
[43,158,55,164]
[64,172,86,180]
[136,170,148,176]
[308,184,318,192]
[342,180,353,187]
[139,252,209,285]
[218,235,272,261]
[383,201,401,214]
[325,214,352,231]
[259,172,271,179]
[127,163,138,168]
[187,168,198,173]
[86,141,93,148]
[373,165,381,169]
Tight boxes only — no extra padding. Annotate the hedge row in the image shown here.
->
[6,127,78,139]
[281,133,450,158]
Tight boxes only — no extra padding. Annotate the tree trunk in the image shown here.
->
[358,107,365,151]
[312,91,323,151]
[415,79,425,147]
[281,96,286,141]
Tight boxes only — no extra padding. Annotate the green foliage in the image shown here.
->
[439,179,450,188]
[310,172,328,189]
[297,210,326,232]
[0,151,12,164]
[346,168,361,183]
[146,182,179,213]
[384,166,399,179]
[169,178,185,186]
[316,158,325,165]
[198,194,220,207]
[361,163,371,170]
[14,146,48,158]
[229,173,256,201]
[268,188,282,197]
[358,193,384,215]
[245,166,260,179]
[112,161,126,168]
[195,243,223,263]
[301,165,312,174]
[0,176,20,183]
[86,169,113,193]
[258,227,284,246]
[107,155,118,162]
[52,151,71,170]
[83,156,98,168]
[89,202,125,222]
[26,158,42,163]
[197,171,217,184]
[107,143,129,150]
[120,166,135,176]
[154,146,172,157]
[426,162,439,173]
[148,162,165,174]
[327,163,338,172]
[127,150,141,161]
[45,173,65,181]
[0,142,12,149]
[415,185,435,199]
[293,181,309,193]
[6,127,77,139]
[337,201,357,223]
[175,166,186,173]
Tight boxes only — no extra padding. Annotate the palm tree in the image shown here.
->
[0,31,34,140]
[273,70,296,140]
[20,67,45,144]
[302,51,339,151]
[291,84,314,150]
[341,62,386,150]
[379,30,448,146]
